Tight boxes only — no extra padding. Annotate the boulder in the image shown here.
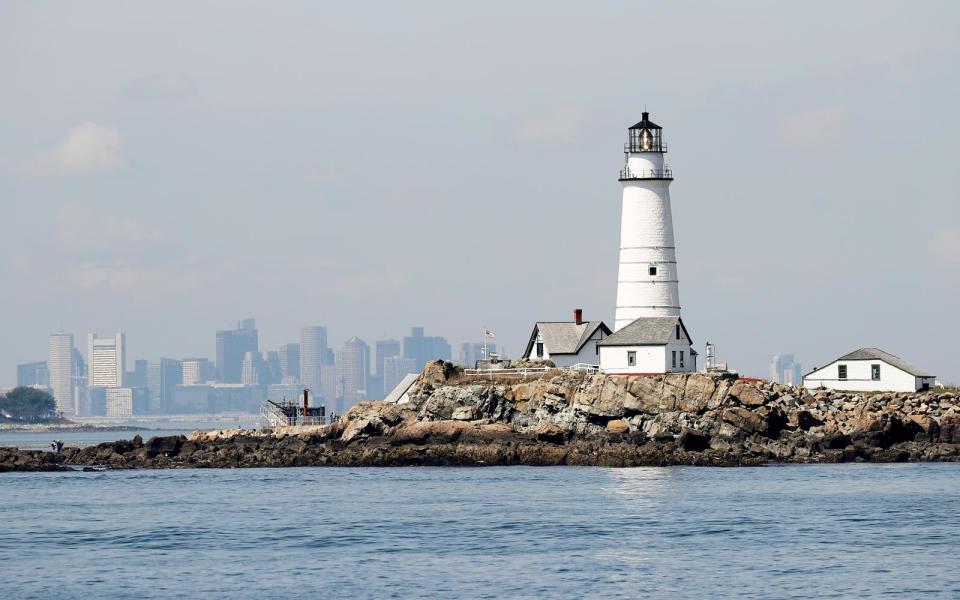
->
[729,381,767,408]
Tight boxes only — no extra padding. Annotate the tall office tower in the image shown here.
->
[17,361,49,388]
[337,338,370,410]
[87,332,126,388]
[375,339,401,377]
[277,343,300,382]
[383,355,416,396]
[318,364,339,411]
[215,318,258,383]
[126,359,148,389]
[181,357,215,385]
[403,327,452,372]
[770,354,803,386]
[263,351,282,385]
[459,342,497,368]
[241,351,263,386]
[48,332,76,415]
[147,358,183,414]
[300,326,329,392]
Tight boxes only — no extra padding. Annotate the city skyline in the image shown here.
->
[2,2,957,387]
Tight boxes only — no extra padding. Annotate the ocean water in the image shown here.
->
[1,464,959,599]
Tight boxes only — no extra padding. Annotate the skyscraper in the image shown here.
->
[126,359,148,389]
[277,343,300,382]
[337,337,370,410]
[241,351,262,386]
[181,358,215,385]
[383,355,416,396]
[403,327,451,372]
[48,332,75,415]
[147,358,183,414]
[300,326,329,392]
[87,332,126,388]
[17,361,49,388]
[770,354,803,386]
[216,319,258,383]
[375,339,401,377]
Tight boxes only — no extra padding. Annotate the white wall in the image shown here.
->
[600,345,666,374]
[803,359,923,392]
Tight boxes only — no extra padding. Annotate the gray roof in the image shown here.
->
[836,348,933,378]
[597,316,690,347]
[524,321,610,356]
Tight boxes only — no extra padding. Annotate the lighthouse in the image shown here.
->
[613,112,681,331]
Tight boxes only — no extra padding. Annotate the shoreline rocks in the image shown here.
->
[3,361,959,472]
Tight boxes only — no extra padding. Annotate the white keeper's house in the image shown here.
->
[597,316,696,374]
[521,309,611,368]
[802,348,936,393]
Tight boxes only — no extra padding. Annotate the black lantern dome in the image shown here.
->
[626,111,666,153]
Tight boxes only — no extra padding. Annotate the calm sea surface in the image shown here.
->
[1,464,959,599]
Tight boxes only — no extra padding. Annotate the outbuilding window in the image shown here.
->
[679,351,684,368]
[649,266,657,276]
[672,351,677,368]
[536,342,544,358]
[838,364,847,380]
[627,351,636,367]
[676,324,681,340]
[871,364,881,381]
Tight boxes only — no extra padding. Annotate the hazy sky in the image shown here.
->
[2,1,959,387]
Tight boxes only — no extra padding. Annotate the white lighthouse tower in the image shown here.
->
[614,112,681,331]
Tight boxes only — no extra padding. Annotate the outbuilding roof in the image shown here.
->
[597,316,691,347]
[524,321,611,357]
[834,347,934,378]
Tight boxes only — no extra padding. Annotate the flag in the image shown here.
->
[484,329,496,339]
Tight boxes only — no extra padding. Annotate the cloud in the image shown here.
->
[124,74,197,102]
[514,106,583,144]
[29,122,125,176]
[929,229,960,265]
[781,107,846,146]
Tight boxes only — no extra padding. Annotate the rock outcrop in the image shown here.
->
[4,361,960,471]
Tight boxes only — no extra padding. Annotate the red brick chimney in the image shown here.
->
[574,308,583,325]
[302,388,310,419]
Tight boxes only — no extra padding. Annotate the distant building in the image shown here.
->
[267,382,307,404]
[147,358,182,414]
[523,309,610,368]
[338,338,370,410]
[126,359,148,389]
[403,327,451,371]
[87,332,125,388]
[375,339,401,377]
[300,326,330,392]
[105,387,147,418]
[383,355,416,396]
[803,348,935,393]
[171,383,264,414]
[181,357,215,385]
[48,332,76,416]
[277,343,300,382]
[216,319,258,383]
[318,364,339,412]
[770,354,803,385]
[241,351,262,386]
[597,316,696,374]
[459,342,497,369]
[17,361,49,388]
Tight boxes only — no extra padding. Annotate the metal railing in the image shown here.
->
[619,168,673,180]
[463,364,601,377]
[625,142,667,153]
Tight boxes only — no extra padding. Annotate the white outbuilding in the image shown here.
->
[802,348,935,393]
[597,316,696,374]
[522,310,611,368]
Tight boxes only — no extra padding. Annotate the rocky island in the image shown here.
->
[3,361,960,472]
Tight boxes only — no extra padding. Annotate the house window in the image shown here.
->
[595,342,600,356]
[536,342,544,358]
[649,266,658,276]
[672,350,677,368]
[838,364,847,380]
[679,351,684,368]
[676,324,681,340]
[627,351,636,367]
[871,364,880,381]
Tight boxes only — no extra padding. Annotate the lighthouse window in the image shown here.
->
[649,266,657,276]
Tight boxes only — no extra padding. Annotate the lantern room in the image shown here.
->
[626,111,666,153]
